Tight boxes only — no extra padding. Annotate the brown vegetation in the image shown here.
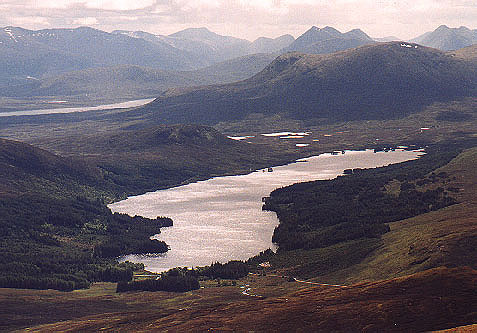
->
[7,267,476,332]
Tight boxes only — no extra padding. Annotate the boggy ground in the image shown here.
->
[2,267,476,332]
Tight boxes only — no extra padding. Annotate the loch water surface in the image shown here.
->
[109,149,423,272]
[0,98,154,117]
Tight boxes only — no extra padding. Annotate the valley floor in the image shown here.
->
[2,98,477,331]
[1,266,476,332]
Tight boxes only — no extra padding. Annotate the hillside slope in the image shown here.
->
[128,42,477,125]
[254,142,477,284]
[153,267,477,332]
[449,44,477,62]
[0,138,104,196]
[334,146,477,284]
[0,138,174,291]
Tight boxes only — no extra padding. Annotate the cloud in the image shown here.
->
[29,0,155,11]
[9,15,51,27]
[31,0,75,9]
[84,0,155,11]
[2,0,477,40]
[72,17,99,26]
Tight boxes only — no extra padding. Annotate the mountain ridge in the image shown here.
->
[0,53,277,99]
[0,25,199,79]
[412,25,477,51]
[114,27,294,64]
[4,24,477,107]
[127,42,477,125]
[283,26,375,54]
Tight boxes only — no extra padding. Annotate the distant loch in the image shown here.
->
[0,98,154,117]
[109,149,424,273]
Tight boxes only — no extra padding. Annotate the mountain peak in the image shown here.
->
[183,27,213,34]
[344,28,373,41]
[457,26,471,32]
[322,26,341,34]
[436,24,450,31]
[74,26,101,33]
[283,25,374,53]
[412,25,477,51]
[299,25,340,39]
[169,27,217,40]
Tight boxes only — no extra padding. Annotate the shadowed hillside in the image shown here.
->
[0,138,101,195]
[128,42,477,125]
[0,138,174,291]
[45,124,301,194]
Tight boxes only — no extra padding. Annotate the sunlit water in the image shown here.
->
[0,98,154,117]
[109,149,423,273]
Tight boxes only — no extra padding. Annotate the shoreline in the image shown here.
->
[111,148,424,273]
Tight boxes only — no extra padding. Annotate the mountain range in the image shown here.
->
[0,26,197,77]
[412,25,477,51]
[124,42,477,125]
[3,24,477,103]
[0,26,293,86]
[0,25,380,100]
[282,26,375,54]
[1,54,277,100]
[114,28,294,65]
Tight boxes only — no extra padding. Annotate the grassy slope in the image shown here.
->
[282,146,477,286]
[439,324,477,332]
[148,267,477,332]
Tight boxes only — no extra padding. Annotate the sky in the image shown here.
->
[1,0,477,41]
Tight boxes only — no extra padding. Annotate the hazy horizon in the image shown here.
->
[1,0,476,41]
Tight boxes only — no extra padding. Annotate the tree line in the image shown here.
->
[117,261,250,293]
[263,145,460,251]
[0,193,172,291]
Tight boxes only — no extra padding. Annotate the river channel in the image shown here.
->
[109,149,423,273]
